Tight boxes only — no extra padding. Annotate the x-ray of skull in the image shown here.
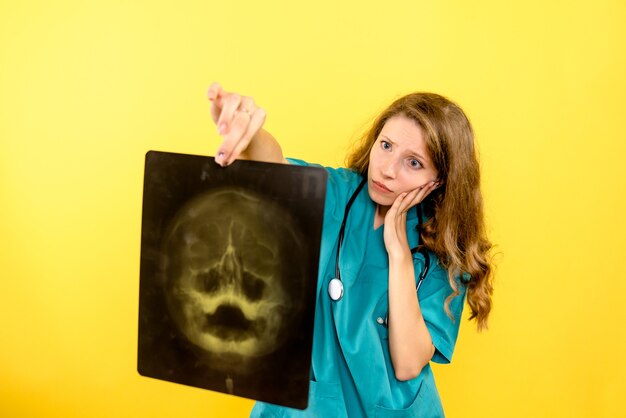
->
[138,151,327,409]
[164,188,302,365]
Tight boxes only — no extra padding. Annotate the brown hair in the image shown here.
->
[346,93,494,331]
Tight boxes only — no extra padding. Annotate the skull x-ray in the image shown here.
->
[138,151,327,409]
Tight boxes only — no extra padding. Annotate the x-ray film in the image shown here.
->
[138,151,327,409]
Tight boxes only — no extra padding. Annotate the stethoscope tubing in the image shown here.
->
[334,178,367,281]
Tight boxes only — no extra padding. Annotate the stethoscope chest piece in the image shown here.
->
[328,277,344,301]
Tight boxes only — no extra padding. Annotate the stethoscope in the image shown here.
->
[328,177,431,302]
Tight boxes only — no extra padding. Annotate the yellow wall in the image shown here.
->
[1,0,625,416]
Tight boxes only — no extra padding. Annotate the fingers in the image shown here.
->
[417,179,442,203]
[396,180,441,213]
[383,192,410,254]
[385,191,408,223]
[207,83,268,166]
[207,82,224,102]
[207,83,249,131]
[213,92,258,134]
[216,93,243,135]
[230,108,266,161]
[212,96,265,166]
[383,180,442,255]
[207,83,225,124]
[217,109,249,162]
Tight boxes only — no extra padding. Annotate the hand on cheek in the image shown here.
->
[382,180,441,256]
[401,180,441,212]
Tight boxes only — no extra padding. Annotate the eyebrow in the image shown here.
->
[381,135,428,162]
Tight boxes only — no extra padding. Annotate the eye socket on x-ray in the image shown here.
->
[241,272,266,301]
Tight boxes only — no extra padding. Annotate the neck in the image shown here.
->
[374,205,390,229]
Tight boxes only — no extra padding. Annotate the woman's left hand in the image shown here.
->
[383,180,440,257]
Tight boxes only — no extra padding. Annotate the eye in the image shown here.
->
[408,158,422,169]
[381,140,391,151]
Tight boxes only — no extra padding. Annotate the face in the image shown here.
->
[367,114,439,208]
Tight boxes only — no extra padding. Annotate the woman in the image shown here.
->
[207,83,494,418]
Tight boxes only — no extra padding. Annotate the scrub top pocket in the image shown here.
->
[373,379,424,418]
[373,377,444,418]
[307,380,343,417]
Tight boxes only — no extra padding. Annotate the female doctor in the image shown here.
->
[207,83,494,418]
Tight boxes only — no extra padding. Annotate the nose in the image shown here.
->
[381,159,397,179]
[219,227,243,288]
[221,245,241,282]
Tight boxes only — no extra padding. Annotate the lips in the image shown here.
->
[373,180,392,193]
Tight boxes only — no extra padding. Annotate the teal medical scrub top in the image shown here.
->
[251,161,466,418]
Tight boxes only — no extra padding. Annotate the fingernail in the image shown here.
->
[218,123,226,135]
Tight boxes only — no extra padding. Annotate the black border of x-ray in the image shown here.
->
[137,150,328,409]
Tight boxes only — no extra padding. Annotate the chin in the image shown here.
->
[367,188,395,207]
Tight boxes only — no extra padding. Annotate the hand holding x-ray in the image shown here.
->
[207,82,270,166]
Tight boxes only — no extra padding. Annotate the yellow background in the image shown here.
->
[1,0,625,417]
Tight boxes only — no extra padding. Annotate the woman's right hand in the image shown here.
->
[207,82,267,166]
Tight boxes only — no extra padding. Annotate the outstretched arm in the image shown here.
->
[207,82,288,166]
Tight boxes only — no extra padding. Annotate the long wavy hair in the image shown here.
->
[346,93,494,331]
